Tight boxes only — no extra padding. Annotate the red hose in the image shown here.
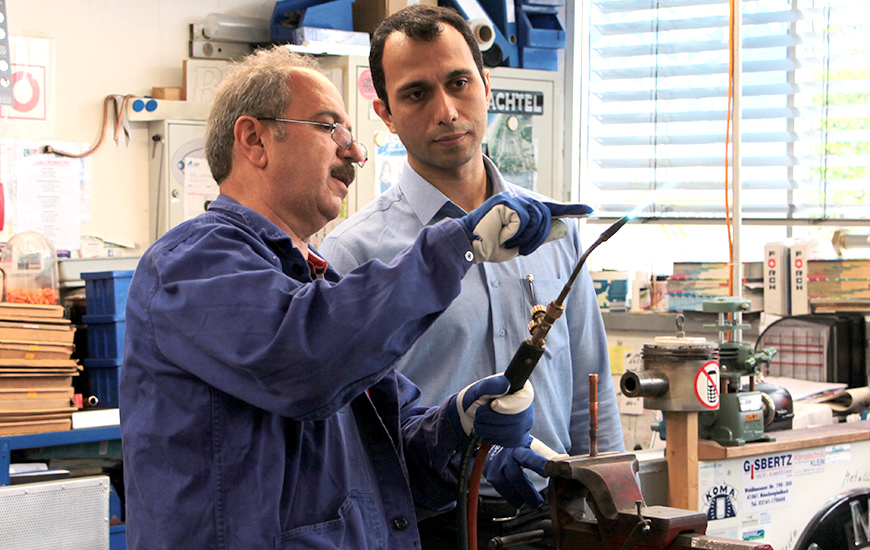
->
[467,442,492,550]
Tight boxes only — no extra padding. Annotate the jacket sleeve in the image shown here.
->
[393,372,465,517]
[142,218,473,422]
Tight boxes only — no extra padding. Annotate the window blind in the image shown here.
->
[583,0,870,221]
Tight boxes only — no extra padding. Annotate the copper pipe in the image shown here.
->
[589,373,599,457]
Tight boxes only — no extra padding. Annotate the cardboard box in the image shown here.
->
[790,241,810,315]
[763,241,790,316]
[353,0,438,35]
[152,87,185,101]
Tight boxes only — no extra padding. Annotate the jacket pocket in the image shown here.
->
[275,491,386,550]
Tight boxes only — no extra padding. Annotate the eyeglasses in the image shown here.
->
[258,118,368,168]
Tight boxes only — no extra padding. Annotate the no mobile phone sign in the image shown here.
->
[694,360,720,409]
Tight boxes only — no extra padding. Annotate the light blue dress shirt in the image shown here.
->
[320,158,625,491]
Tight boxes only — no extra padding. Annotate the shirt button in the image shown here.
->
[465,251,474,262]
[393,517,409,530]
[499,328,506,337]
[492,280,500,288]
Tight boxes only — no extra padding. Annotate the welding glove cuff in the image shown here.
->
[484,434,550,510]
[447,374,535,449]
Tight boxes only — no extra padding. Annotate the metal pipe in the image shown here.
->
[620,371,669,398]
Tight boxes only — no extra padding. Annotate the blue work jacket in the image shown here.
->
[120,195,474,549]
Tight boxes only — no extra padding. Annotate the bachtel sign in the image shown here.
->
[489,90,544,115]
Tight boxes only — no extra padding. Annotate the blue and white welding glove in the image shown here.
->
[457,193,593,263]
[484,435,559,509]
[447,374,534,449]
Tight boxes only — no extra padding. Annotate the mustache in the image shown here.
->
[331,163,356,185]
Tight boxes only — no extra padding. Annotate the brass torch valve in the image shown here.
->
[528,301,564,348]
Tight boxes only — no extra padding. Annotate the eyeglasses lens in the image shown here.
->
[333,124,367,168]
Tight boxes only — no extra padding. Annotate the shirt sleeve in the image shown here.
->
[144,219,473,422]
[318,234,362,276]
[565,231,627,454]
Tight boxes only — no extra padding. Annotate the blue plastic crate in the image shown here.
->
[83,313,126,360]
[517,5,566,49]
[520,46,560,71]
[110,524,126,550]
[83,358,121,408]
[82,270,134,316]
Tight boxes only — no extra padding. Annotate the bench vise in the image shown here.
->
[544,453,773,550]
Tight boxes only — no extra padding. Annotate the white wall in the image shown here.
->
[4,0,275,252]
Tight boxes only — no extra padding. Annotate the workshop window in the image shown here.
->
[578,0,870,272]
[580,0,870,222]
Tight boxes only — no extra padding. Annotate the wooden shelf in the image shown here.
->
[697,419,870,460]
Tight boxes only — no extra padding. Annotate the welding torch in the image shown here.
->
[503,213,633,391]
[458,213,634,550]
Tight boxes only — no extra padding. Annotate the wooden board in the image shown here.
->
[0,386,74,400]
[0,374,74,389]
[0,417,71,436]
[0,411,73,422]
[667,411,699,510]
[0,341,74,360]
[0,302,65,318]
[0,322,75,344]
[0,368,80,375]
[0,359,79,368]
[0,398,74,411]
[698,419,870,460]
[0,314,70,324]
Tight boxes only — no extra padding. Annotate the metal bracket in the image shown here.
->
[189,24,252,60]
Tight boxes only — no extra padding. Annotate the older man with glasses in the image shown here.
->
[119,45,591,550]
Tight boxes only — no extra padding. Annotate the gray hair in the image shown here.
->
[205,45,321,183]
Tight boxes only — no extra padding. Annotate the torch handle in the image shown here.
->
[503,339,546,393]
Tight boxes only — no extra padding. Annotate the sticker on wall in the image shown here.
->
[0,36,55,138]
[358,69,377,101]
[704,483,739,521]
[741,454,794,512]
[694,360,720,409]
[374,132,406,195]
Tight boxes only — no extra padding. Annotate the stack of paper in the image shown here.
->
[806,259,870,313]
[666,261,764,311]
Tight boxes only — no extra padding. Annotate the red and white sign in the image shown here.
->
[694,360,721,409]
[0,63,46,120]
[357,69,377,101]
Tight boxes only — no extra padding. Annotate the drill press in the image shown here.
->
[698,297,777,446]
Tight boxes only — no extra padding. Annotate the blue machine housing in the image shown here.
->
[271,0,355,41]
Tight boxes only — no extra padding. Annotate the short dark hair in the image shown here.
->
[369,5,485,113]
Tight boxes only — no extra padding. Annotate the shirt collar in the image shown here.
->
[396,156,513,226]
